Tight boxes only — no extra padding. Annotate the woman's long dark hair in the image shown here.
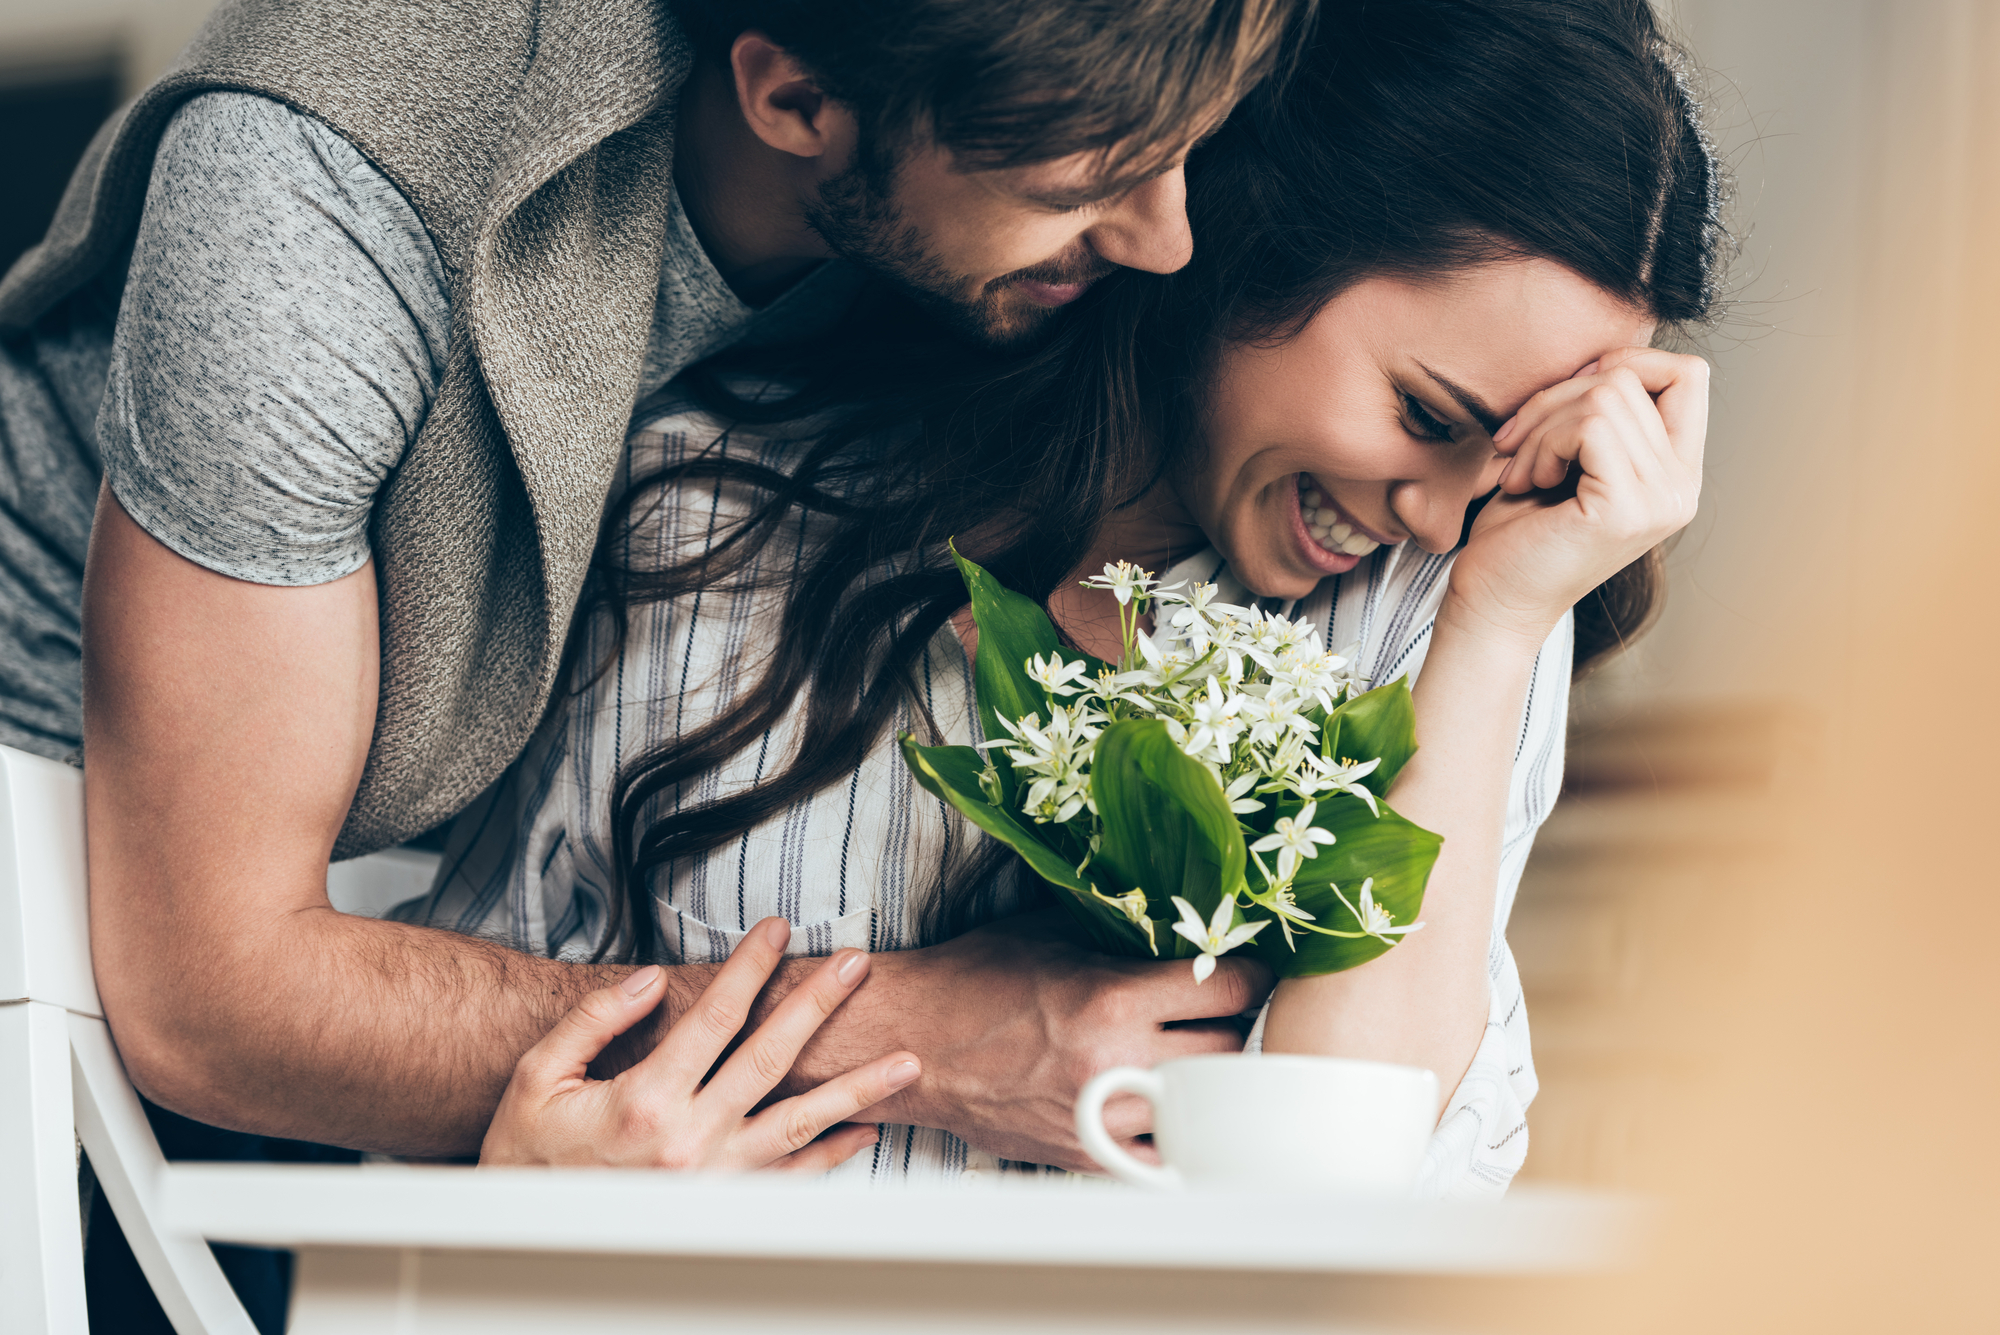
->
[588,0,1731,961]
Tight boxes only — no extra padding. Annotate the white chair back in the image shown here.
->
[0,744,436,1334]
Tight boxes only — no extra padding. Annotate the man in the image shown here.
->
[0,0,1293,1196]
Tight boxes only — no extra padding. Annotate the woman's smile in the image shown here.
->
[1294,474,1394,566]
[1282,474,1367,576]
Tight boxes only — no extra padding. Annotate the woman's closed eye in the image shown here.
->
[1400,391,1457,443]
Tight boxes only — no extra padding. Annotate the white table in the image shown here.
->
[159,1165,1646,1333]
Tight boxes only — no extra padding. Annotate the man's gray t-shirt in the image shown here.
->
[101,91,854,587]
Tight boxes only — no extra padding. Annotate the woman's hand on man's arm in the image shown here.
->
[81,484,1262,1163]
[483,919,913,1171]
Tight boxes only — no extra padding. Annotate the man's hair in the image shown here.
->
[673,0,1308,182]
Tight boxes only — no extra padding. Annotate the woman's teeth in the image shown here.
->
[1298,481,1382,558]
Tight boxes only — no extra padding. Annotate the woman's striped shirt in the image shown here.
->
[399,404,1567,1196]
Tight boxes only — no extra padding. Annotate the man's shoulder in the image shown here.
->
[155,90,380,195]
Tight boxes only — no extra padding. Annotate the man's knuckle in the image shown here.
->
[613,1099,665,1144]
[1086,990,1135,1032]
[652,1143,699,1171]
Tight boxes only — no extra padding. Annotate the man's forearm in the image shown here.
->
[76,492,855,1155]
[115,906,778,1156]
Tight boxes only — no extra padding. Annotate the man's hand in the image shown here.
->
[791,910,1273,1172]
[82,487,1265,1162]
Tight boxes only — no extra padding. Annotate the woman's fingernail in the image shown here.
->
[1494,417,1517,443]
[1578,359,1601,377]
[621,964,662,997]
[835,950,868,985]
[759,917,791,948]
[887,1059,921,1087]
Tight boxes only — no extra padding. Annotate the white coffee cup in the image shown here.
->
[1075,1053,1439,1193]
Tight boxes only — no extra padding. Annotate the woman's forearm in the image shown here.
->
[1260,601,1550,1108]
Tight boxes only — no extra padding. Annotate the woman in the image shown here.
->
[421,0,1725,1189]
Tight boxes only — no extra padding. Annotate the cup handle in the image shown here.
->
[1075,1067,1183,1190]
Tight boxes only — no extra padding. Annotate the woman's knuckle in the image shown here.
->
[693,999,742,1045]
[802,974,845,1019]
[779,1106,823,1152]
[566,995,614,1030]
[744,1039,792,1089]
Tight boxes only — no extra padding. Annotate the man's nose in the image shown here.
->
[1083,166,1194,276]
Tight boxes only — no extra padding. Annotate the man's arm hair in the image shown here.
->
[82,488,1265,1160]
[81,487,738,1153]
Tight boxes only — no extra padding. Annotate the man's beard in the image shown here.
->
[803,161,1113,351]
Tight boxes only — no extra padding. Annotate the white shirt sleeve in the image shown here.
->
[1418,611,1569,1196]
[1241,607,1570,1198]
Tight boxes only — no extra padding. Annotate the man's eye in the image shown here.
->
[1401,393,1456,442]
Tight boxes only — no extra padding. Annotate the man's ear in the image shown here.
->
[730,31,848,160]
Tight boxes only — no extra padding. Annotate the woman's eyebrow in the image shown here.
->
[1417,363,1505,436]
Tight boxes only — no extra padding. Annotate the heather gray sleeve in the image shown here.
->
[99,91,449,586]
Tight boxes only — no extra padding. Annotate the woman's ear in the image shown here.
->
[729,31,853,161]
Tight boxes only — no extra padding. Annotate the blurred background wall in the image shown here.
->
[0,0,213,274]
[1503,2,2000,1333]
[2,0,1993,1330]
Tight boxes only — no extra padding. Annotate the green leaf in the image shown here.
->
[950,547,1062,806]
[899,736,1135,954]
[1248,797,1442,976]
[1089,719,1249,955]
[1322,677,1419,795]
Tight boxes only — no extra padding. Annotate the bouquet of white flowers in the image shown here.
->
[901,551,1443,981]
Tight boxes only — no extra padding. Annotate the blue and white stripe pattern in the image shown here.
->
[402,403,1566,1194]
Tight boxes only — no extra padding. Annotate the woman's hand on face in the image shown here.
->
[1455,346,1708,646]
[479,918,919,1172]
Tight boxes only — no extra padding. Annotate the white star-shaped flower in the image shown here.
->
[1084,668,1161,712]
[1332,877,1424,945]
[1221,771,1265,815]
[1078,560,1157,606]
[1179,677,1245,763]
[1091,885,1159,955]
[1170,894,1269,984]
[1161,581,1246,655]
[1266,879,1317,949]
[1249,801,1338,880]
[1025,652,1090,697]
[1300,754,1382,815]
